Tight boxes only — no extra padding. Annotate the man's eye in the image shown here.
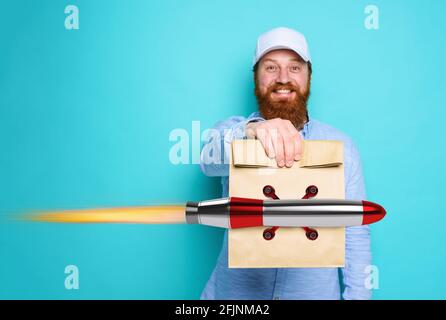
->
[266,65,277,72]
[290,65,302,72]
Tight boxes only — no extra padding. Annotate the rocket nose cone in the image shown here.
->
[362,200,386,225]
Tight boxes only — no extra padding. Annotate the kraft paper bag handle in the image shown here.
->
[232,139,343,168]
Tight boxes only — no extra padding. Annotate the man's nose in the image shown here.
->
[276,68,290,84]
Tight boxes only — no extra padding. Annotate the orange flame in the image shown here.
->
[27,205,186,224]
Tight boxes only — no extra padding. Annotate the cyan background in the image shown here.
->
[0,0,445,299]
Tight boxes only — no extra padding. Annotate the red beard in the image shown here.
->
[254,78,311,130]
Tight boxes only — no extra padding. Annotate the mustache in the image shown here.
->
[266,83,300,93]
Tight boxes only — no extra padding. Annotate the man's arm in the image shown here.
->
[200,114,304,176]
[200,115,264,177]
[341,141,372,300]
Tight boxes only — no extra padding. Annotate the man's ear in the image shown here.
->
[307,62,312,74]
[307,63,312,82]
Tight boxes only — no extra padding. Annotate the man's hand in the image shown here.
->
[245,118,303,168]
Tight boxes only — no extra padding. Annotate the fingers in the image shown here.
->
[293,135,302,161]
[253,118,303,168]
[255,124,285,166]
[269,127,285,167]
[277,125,294,167]
[283,120,303,161]
[255,127,275,159]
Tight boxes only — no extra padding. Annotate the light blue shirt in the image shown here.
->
[199,111,372,300]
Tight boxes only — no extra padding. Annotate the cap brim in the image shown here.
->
[253,45,310,67]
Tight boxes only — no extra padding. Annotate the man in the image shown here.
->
[199,27,371,300]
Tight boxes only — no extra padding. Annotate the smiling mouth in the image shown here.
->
[274,89,293,94]
[271,89,295,97]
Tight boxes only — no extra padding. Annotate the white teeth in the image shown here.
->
[275,89,291,94]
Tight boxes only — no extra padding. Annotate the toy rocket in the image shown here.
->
[185,197,386,228]
[30,197,386,229]
[27,181,386,243]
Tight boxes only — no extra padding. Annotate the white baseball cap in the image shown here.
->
[253,27,312,67]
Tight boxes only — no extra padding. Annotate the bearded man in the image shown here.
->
[199,27,371,300]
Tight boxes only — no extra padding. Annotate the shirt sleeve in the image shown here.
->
[341,140,373,300]
[200,115,264,177]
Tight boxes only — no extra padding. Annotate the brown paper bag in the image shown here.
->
[228,139,346,268]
